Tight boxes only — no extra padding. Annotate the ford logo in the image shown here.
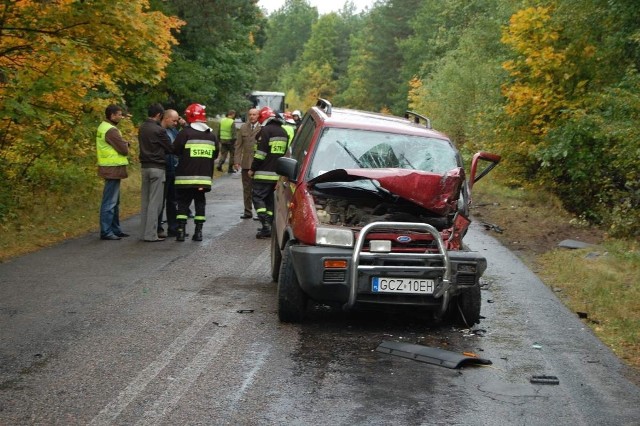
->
[396,236,412,243]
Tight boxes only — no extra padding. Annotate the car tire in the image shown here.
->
[270,230,282,282]
[450,285,481,327]
[278,241,307,323]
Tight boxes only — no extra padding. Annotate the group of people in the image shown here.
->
[96,103,301,243]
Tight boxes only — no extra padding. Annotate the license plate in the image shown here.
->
[372,277,435,294]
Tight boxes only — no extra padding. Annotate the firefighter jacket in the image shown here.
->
[251,121,288,183]
[173,123,219,192]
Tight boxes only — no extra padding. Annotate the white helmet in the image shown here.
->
[292,110,302,118]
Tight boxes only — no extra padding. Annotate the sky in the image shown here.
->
[258,0,375,15]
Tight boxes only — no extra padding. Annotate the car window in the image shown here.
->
[308,128,458,179]
[290,115,315,164]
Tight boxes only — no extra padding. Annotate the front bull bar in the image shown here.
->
[344,221,451,313]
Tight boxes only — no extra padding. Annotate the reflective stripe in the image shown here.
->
[185,142,215,158]
[269,137,288,155]
[256,207,267,213]
[175,174,212,186]
[253,171,279,181]
[194,216,206,221]
[254,149,267,160]
[175,179,212,186]
[176,215,188,220]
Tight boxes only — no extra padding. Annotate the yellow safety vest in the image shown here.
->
[219,117,234,140]
[96,121,128,166]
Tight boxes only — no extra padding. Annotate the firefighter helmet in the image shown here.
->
[258,106,276,125]
[185,103,207,123]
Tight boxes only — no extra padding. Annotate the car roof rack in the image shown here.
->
[316,98,332,116]
[404,111,432,129]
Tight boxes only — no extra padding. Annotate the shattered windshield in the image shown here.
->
[308,128,458,179]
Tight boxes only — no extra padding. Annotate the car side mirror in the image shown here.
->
[275,157,299,183]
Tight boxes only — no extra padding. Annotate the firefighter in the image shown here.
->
[282,111,297,146]
[173,103,219,242]
[249,106,288,239]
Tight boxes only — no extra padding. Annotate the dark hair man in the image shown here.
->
[96,104,130,240]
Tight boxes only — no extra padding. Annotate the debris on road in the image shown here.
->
[481,222,504,233]
[376,341,492,369]
[558,239,593,249]
[530,375,560,385]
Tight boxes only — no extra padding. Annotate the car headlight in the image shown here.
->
[316,226,353,247]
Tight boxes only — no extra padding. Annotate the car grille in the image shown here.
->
[456,274,476,286]
[324,270,346,283]
[361,231,440,253]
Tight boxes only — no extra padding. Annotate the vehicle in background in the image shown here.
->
[247,91,286,114]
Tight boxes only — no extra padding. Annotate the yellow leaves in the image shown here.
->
[500,4,575,137]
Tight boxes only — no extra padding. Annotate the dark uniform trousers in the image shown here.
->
[252,181,276,221]
[177,188,206,223]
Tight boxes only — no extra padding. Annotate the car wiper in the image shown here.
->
[398,153,416,169]
[336,140,364,168]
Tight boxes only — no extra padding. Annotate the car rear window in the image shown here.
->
[308,128,458,178]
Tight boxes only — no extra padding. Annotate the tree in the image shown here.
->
[255,0,317,90]
[128,0,265,116]
[0,0,183,220]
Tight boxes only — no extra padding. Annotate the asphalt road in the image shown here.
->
[1,174,639,425]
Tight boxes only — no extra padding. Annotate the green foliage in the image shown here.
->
[128,0,264,116]
[0,0,182,223]
[256,0,318,90]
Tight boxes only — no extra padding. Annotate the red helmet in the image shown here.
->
[258,106,275,125]
[185,103,207,123]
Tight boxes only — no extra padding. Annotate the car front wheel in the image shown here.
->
[449,285,481,327]
[277,241,307,323]
[270,230,282,282]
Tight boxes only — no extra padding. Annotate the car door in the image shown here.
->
[274,115,317,245]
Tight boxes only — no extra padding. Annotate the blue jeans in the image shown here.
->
[100,179,122,237]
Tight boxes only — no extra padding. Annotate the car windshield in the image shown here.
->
[308,128,458,179]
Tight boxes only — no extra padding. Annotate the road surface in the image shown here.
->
[1,174,638,425]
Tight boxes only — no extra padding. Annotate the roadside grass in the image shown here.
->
[0,164,230,263]
[473,179,640,370]
[0,170,142,262]
[537,241,640,368]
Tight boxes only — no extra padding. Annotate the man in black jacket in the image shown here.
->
[138,103,173,242]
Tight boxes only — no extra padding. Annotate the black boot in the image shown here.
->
[192,223,203,241]
[256,216,271,239]
[176,222,186,242]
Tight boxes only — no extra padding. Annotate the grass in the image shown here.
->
[0,163,230,262]
[0,171,142,262]
[472,179,640,370]
[537,241,640,366]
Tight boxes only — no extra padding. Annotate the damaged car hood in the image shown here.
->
[308,168,464,216]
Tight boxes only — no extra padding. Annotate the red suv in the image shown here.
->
[271,99,500,324]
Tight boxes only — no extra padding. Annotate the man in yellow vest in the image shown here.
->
[217,109,237,173]
[96,104,131,240]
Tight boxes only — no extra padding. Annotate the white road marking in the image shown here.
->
[90,248,270,425]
